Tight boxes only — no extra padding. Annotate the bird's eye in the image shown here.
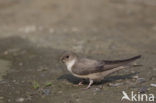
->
[66,56,69,58]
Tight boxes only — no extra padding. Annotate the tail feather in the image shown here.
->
[104,55,141,64]
[102,55,141,69]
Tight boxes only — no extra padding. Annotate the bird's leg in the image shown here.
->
[84,79,93,89]
[74,79,85,86]
[78,79,85,86]
[78,79,84,86]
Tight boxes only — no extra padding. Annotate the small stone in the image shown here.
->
[0,97,4,99]
[132,75,139,79]
[94,88,101,92]
[13,80,16,83]
[49,28,55,33]
[21,80,25,83]
[37,68,48,72]
[71,27,79,32]
[16,98,24,102]
[58,91,63,94]
[8,99,11,102]
[108,83,123,87]
[131,70,136,73]
[138,86,148,93]
[4,51,8,55]
[132,62,138,66]
[42,89,50,95]
[136,78,146,84]
[150,83,156,87]
[153,68,156,71]
[19,62,23,66]
[152,25,156,31]
[0,80,7,84]
[76,98,80,102]
[19,25,36,33]
[99,85,103,89]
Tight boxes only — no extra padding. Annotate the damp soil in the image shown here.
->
[0,0,156,103]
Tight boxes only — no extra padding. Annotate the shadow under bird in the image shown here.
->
[60,52,141,89]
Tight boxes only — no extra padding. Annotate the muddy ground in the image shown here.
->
[0,0,156,103]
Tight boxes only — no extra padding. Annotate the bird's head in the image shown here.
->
[60,52,78,65]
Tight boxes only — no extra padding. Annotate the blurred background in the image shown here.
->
[0,0,156,103]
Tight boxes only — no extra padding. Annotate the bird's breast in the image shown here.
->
[66,59,76,73]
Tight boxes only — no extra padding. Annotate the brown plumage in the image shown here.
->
[72,55,141,75]
[60,52,141,89]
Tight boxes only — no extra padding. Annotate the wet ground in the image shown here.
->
[0,0,156,103]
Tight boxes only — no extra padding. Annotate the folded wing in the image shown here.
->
[72,55,141,75]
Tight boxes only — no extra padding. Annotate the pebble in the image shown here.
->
[58,91,63,94]
[8,99,11,102]
[49,28,55,33]
[71,27,79,32]
[4,51,8,55]
[76,98,80,102]
[16,98,24,102]
[13,80,16,83]
[152,25,156,31]
[138,86,148,93]
[150,83,156,87]
[19,25,36,33]
[153,68,156,71]
[108,83,123,87]
[37,68,48,72]
[0,97,4,99]
[94,88,101,92]
[19,62,23,66]
[132,75,139,79]
[0,80,8,84]
[42,89,50,95]
[136,78,146,84]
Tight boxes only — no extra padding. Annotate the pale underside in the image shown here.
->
[71,66,125,80]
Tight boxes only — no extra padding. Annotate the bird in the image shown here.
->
[60,52,141,89]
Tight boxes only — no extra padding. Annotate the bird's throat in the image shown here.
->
[66,59,76,72]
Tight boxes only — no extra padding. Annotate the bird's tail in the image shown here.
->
[103,55,141,69]
[101,55,141,76]
[104,55,141,64]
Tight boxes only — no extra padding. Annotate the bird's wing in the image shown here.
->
[72,58,104,75]
[72,55,141,75]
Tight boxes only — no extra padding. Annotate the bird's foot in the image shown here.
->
[78,81,83,86]
[83,86,91,89]
[74,81,84,87]
[82,79,93,89]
